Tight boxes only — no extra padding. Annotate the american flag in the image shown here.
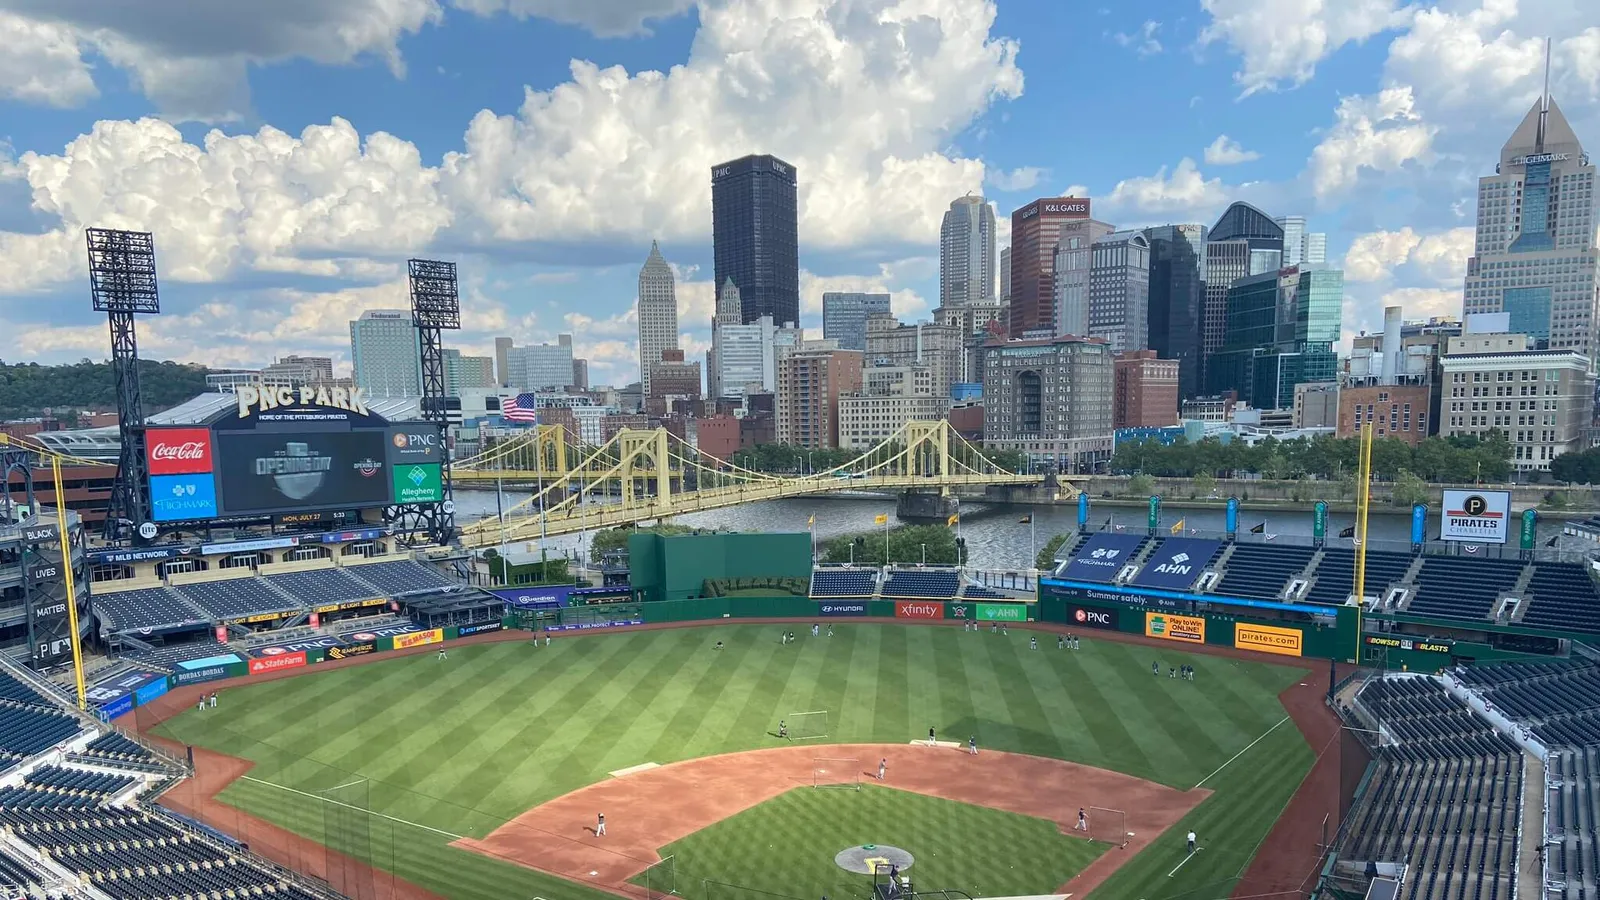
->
[501,392,539,423]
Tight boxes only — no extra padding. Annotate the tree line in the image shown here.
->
[0,358,213,423]
[1109,432,1514,484]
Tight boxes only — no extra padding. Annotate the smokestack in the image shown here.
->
[1382,306,1403,385]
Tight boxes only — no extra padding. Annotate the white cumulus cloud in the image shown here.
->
[987,166,1046,191]
[1102,158,1230,224]
[1198,0,1410,97]
[1307,87,1435,199]
[1202,134,1260,165]
[450,0,694,36]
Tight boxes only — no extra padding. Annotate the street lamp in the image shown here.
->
[920,543,926,566]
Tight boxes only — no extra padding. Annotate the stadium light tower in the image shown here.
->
[407,258,460,546]
[86,228,162,541]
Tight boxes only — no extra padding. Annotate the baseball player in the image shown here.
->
[1057,634,1065,649]
[812,623,819,637]
[928,726,936,745]
[1076,808,1087,831]
[1029,636,1038,650]
[878,758,887,780]
[778,721,788,739]
[968,735,977,755]
[1187,830,1196,853]
[596,813,606,836]
[437,648,447,661]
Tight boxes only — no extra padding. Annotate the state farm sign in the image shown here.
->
[147,428,214,475]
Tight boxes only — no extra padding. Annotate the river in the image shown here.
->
[451,491,1572,570]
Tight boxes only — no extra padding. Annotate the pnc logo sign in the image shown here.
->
[147,428,214,475]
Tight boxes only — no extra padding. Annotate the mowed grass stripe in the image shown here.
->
[165,624,1311,900]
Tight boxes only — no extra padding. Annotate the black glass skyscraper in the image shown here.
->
[712,154,800,326]
[1144,224,1207,399]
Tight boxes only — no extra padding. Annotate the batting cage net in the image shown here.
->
[812,758,861,790]
[1087,806,1126,848]
[639,854,677,899]
[787,710,828,740]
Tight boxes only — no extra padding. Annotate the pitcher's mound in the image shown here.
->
[835,844,914,875]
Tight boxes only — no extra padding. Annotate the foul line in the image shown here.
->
[322,778,367,793]
[1168,848,1202,877]
[1193,716,1290,789]
[239,776,464,840]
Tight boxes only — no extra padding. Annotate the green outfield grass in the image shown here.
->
[644,785,1106,898]
[153,623,1313,900]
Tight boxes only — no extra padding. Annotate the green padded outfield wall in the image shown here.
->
[630,533,813,602]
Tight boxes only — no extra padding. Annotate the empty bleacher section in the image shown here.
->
[118,640,233,672]
[171,577,300,621]
[880,569,960,600]
[24,766,136,798]
[809,569,877,598]
[91,587,207,631]
[1213,544,1314,600]
[264,567,381,607]
[344,559,456,595]
[1407,556,1523,623]
[1521,561,1600,634]
[1305,549,1414,606]
[75,732,155,768]
[959,586,1009,599]
[1342,677,1522,900]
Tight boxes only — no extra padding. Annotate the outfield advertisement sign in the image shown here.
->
[348,624,423,640]
[458,622,503,636]
[1067,605,1117,630]
[492,587,573,609]
[1043,581,1185,610]
[976,603,1026,622]
[1130,538,1219,591]
[944,602,973,620]
[818,602,869,617]
[251,636,346,657]
[327,641,377,659]
[98,694,134,720]
[894,601,943,619]
[394,629,444,650]
[248,651,308,675]
[1059,534,1143,583]
[172,664,240,686]
[1144,612,1205,644]
[1365,635,1452,654]
[1440,490,1510,544]
[134,678,170,705]
[549,619,642,632]
[1234,623,1302,657]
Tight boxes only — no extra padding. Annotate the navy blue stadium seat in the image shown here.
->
[1305,549,1414,606]
[92,587,207,631]
[345,560,457,595]
[880,569,960,600]
[172,577,302,621]
[1212,544,1315,600]
[809,569,877,598]
[263,567,383,608]
[1521,562,1600,634]
[1408,555,1524,622]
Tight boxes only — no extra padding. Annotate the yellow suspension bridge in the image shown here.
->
[452,420,1064,547]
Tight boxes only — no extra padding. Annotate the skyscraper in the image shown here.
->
[1144,223,1208,398]
[637,240,678,396]
[999,247,1012,301]
[712,154,800,326]
[1008,197,1096,336]
[1462,89,1598,355]
[1208,266,1343,409]
[1087,229,1151,353]
[1274,215,1328,267]
[940,195,997,306]
[349,309,421,398]
[1203,202,1285,386]
[1051,218,1115,338]
[822,292,891,351]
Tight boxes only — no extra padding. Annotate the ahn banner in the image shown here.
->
[894,601,944,620]
[1440,490,1511,544]
[327,641,377,660]
[976,603,1026,622]
[1130,538,1220,591]
[1059,534,1144,583]
[1234,623,1303,657]
[1144,611,1206,644]
[1067,605,1117,630]
[393,628,444,650]
[818,601,869,617]
[248,652,308,675]
[458,621,503,637]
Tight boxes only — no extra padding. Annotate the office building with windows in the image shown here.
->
[1204,203,1286,383]
[1144,223,1207,399]
[940,195,997,306]
[775,345,863,449]
[443,349,496,394]
[864,314,964,400]
[1441,329,1593,472]
[350,309,422,398]
[507,337,576,391]
[1052,218,1116,339]
[1275,215,1327,267]
[637,240,679,396]
[1008,197,1100,336]
[981,334,1114,472]
[838,365,948,451]
[1088,229,1151,353]
[712,154,800,326]
[1207,266,1343,410]
[821,292,891,351]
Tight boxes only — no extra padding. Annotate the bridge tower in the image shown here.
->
[533,424,569,477]
[904,421,951,482]
[617,428,672,510]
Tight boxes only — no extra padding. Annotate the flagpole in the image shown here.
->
[1029,508,1036,570]
[884,515,890,566]
[496,472,508,570]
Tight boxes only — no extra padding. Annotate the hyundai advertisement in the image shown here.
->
[215,431,392,516]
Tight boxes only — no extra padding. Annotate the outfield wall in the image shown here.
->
[629,533,813,602]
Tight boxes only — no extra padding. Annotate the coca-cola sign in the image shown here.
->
[146,427,215,475]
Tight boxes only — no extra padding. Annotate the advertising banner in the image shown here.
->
[817,601,868,617]
[944,602,973,621]
[134,677,172,705]
[1147,496,1160,531]
[1440,490,1510,544]
[24,551,73,667]
[1225,497,1239,535]
[327,641,377,659]
[1521,509,1538,551]
[320,529,386,545]
[492,586,574,609]
[976,603,1026,622]
[894,601,944,620]
[88,546,195,566]
[1411,504,1427,546]
[392,463,444,504]
[348,624,423,641]
[172,664,240,686]
[1234,623,1303,657]
[1365,634,1452,654]
[248,652,308,675]
[311,598,386,614]
[99,694,134,720]
[1144,611,1205,644]
[1313,501,1327,542]
[393,628,444,650]
[150,473,220,522]
[1059,533,1143,583]
[1077,493,1089,530]
[1067,605,1117,630]
[146,427,215,476]
[214,430,393,516]
[385,427,442,466]
[549,619,643,632]
[252,636,346,656]
[458,621,503,636]
[1130,538,1220,591]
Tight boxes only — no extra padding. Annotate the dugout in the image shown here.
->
[400,589,505,629]
[629,532,812,603]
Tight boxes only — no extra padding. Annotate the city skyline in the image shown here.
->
[0,2,1596,389]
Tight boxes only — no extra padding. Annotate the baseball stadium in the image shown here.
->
[0,236,1591,900]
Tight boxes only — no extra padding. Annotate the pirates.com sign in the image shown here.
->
[1439,490,1510,544]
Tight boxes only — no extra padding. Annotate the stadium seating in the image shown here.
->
[1305,549,1414,606]
[0,845,43,894]
[76,732,155,768]
[1343,677,1521,900]
[347,560,457,595]
[119,639,233,672]
[1213,544,1314,600]
[880,569,960,599]
[809,569,877,598]
[959,586,1010,599]
[173,577,302,621]
[1521,561,1600,634]
[1407,556,1524,623]
[264,567,382,607]
[91,587,208,631]
[25,765,136,797]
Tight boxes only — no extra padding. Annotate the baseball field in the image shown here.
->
[147,622,1318,900]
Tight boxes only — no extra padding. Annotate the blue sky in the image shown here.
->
[0,0,1597,388]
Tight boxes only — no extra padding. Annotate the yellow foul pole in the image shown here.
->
[51,459,87,710]
[1354,422,1374,605]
